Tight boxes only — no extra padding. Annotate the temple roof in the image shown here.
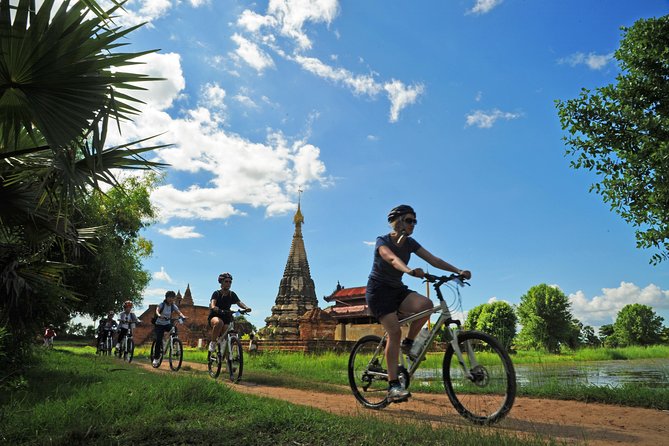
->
[324,285,366,303]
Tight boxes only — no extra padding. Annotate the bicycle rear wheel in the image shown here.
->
[150,341,162,368]
[169,339,183,371]
[348,335,390,409]
[208,345,222,378]
[226,336,243,383]
[442,330,516,425]
[124,339,135,363]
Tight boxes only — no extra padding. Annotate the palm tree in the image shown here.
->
[0,0,167,343]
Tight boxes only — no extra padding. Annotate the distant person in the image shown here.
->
[116,300,139,351]
[248,333,258,353]
[208,272,252,352]
[43,325,56,348]
[366,204,471,403]
[97,310,118,346]
[152,291,187,367]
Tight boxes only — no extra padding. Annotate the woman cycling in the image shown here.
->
[116,300,138,351]
[366,204,471,403]
[207,272,252,352]
[152,291,187,367]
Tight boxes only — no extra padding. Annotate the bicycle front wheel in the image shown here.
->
[442,330,516,425]
[226,337,243,383]
[124,339,135,363]
[208,345,222,379]
[348,335,390,410]
[169,339,183,371]
[150,341,162,368]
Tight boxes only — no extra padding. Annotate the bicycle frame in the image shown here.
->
[216,319,239,359]
[373,279,477,381]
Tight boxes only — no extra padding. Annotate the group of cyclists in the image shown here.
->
[93,271,253,367]
[92,204,468,405]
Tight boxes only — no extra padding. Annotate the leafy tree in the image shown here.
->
[0,1,166,369]
[466,301,517,351]
[556,16,669,264]
[63,174,159,318]
[580,324,601,347]
[516,284,574,353]
[613,304,664,346]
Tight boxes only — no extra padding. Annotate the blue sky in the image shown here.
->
[95,0,669,331]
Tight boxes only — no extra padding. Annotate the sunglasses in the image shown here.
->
[403,218,418,225]
[223,280,232,283]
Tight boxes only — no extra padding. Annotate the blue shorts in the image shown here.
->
[365,279,414,319]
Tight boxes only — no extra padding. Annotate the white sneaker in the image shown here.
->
[152,359,160,367]
[387,384,411,403]
[208,341,216,352]
[115,343,120,349]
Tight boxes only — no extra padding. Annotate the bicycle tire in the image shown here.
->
[125,339,134,363]
[208,344,222,379]
[150,341,162,368]
[442,330,516,425]
[227,336,243,383]
[348,335,390,409]
[169,338,183,371]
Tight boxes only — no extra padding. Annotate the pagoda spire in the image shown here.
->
[264,192,318,340]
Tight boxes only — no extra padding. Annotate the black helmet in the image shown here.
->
[165,290,176,299]
[387,205,415,222]
[218,272,233,283]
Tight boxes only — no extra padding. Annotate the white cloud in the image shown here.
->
[105,52,330,225]
[231,33,276,73]
[384,79,425,123]
[569,282,669,327]
[559,52,614,70]
[468,0,503,15]
[266,0,340,50]
[152,266,174,283]
[188,0,209,6]
[291,55,424,122]
[158,226,204,239]
[233,2,422,122]
[363,241,375,246]
[201,83,227,109]
[465,109,522,128]
[234,93,259,109]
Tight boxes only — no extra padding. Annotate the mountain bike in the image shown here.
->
[151,318,184,371]
[96,329,115,356]
[348,273,516,425]
[207,309,248,382]
[115,325,136,363]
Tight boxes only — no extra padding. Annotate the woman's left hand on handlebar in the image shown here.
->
[458,269,472,280]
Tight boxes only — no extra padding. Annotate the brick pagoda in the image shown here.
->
[263,200,319,340]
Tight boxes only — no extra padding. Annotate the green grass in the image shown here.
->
[0,350,558,446]
[56,344,669,410]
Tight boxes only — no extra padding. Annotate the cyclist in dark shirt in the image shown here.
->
[207,272,252,352]
[366,204,471,403]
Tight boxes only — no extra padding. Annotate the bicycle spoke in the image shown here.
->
[443,331,516,425]
[348,335,390,409]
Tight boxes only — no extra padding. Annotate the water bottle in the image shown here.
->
[410,328,430,356]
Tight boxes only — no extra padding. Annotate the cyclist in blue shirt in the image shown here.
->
[366,204,471,402]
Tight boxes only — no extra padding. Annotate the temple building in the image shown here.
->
[262,199,320,340]
[323,283,385,340]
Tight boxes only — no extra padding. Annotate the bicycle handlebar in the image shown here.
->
[423,273,470,287]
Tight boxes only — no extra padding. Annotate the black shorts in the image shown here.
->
[208,310,233,327]
[365,279,414,319]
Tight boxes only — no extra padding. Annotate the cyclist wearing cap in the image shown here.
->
[208,273,252,352]
[116,300,139,351]
[366,204,471,403]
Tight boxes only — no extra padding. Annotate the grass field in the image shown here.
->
[0,349,560,446]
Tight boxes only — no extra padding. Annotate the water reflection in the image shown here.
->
[414,358,669,388]
[514,358,669,388]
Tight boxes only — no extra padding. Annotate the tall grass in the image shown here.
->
[0,350,557,446]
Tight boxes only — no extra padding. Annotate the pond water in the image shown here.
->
[414,358,669,388]
[514,358,669,388]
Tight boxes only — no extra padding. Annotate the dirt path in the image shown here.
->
[137,359,668,445]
